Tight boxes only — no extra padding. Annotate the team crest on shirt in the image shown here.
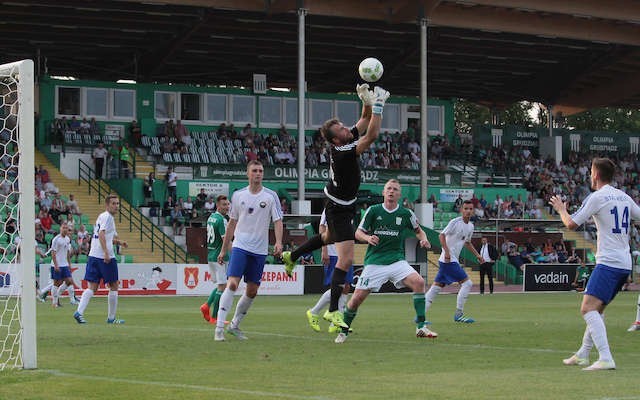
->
[248,208,254,214]
[184,267,199,289]
[396,217,402,225]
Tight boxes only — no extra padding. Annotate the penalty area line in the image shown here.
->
[40,369,334,400]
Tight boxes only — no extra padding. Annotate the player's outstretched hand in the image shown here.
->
[356,83,374,106]
[548,195,566,213]
[372,86,390,114]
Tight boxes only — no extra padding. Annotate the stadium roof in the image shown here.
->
[2,0,640,112]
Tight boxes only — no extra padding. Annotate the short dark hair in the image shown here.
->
[592,157,615,183]
[320,118,340,142]
[105,194,119,205]
[463,200,473,206]
[216,195,228,203]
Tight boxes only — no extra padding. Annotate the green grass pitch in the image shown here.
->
[1,292,639,400]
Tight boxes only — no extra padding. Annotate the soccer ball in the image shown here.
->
[358,57,383,82]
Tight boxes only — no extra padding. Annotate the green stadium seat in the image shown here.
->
[81,215,89,225]
[77,254,88,263]
[44,233,54,245]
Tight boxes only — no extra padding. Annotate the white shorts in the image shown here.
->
[355,260,417,292]
[208,262,227,285]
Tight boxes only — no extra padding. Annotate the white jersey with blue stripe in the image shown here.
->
[230,186,282,255]
[571,184,640,271]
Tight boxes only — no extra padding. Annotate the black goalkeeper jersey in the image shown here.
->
[324,126,361,205]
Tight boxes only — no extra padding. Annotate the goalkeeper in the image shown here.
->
[283,84,390,329]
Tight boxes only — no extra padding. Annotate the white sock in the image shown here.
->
[51,285,60,305]
[636,294,640,322]
[107,290,118,320]
[583,310,613,362]
[456,280,473,313]
[338,293,349,312]
[575,326,593,359]
[42,281,53,294]
[310,289,331,315]
[77,289,93,314]
[231,294,255,329]
[216,288,235,329]
[58,282,68,298]
[425,285,441,314]
[67,284,75,300]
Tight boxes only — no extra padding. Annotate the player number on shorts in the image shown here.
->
[610,206,629,234]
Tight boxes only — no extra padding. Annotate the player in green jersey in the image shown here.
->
[200,195,231,324]
[334,179,437,343]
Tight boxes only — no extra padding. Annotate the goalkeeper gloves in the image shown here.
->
[372,86,390,115]
[356,83,374,106]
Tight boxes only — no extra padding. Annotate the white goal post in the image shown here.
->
[0,59,36,370]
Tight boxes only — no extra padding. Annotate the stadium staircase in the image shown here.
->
[35,149,188,263]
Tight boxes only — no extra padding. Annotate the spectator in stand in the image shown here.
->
[529,204,543,219]
[204,197,216,214]
[129,120,142,146]
[195,188,208,210]
[108,143,120,179]
[280,198,289,214]
[503,203,514,219]
[92,142,108,179]
[257,145,270,165]
[120,142,131,179]
[70,116,81,131]
[164,120,175,139]
[216,123,228,139]
[89,117,98,136]
[39,209,55,234]
[40,191,53,211]
[76,224,90,260]
[171,204,184,235]
[453,194,464,213]
[78,118,91,135]
[162,194,176,218]
[554,240,568,263]
[144,172,155,203]
[64,213,76,233]
[428,194,438,210]
[183,196,196,221]
[66,194,81,216]
[37,165,50,185]
[174,120,188,141]
[50,192,68,224]
[245,145,258,162]
[166,166,177,202]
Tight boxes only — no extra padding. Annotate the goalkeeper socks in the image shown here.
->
[212,290,223,319]
[207,288,218,307]
[77,289,93,314]
[231,294,254,328]
[576,326,594,359]
[456,280,473,311]
[310,289,331,315]
[329,268,347,312]
[107,290,118,320]
[413,293,426,327]
[291,235,324,261]
[343,307,358,333]
[425,285,441,314]
[584,311,613,362]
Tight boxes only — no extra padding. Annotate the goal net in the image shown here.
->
[0,60,36,370]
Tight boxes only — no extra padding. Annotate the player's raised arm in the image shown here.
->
[356,86,390,155]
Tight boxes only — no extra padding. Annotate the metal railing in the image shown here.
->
[78,159,187,263]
